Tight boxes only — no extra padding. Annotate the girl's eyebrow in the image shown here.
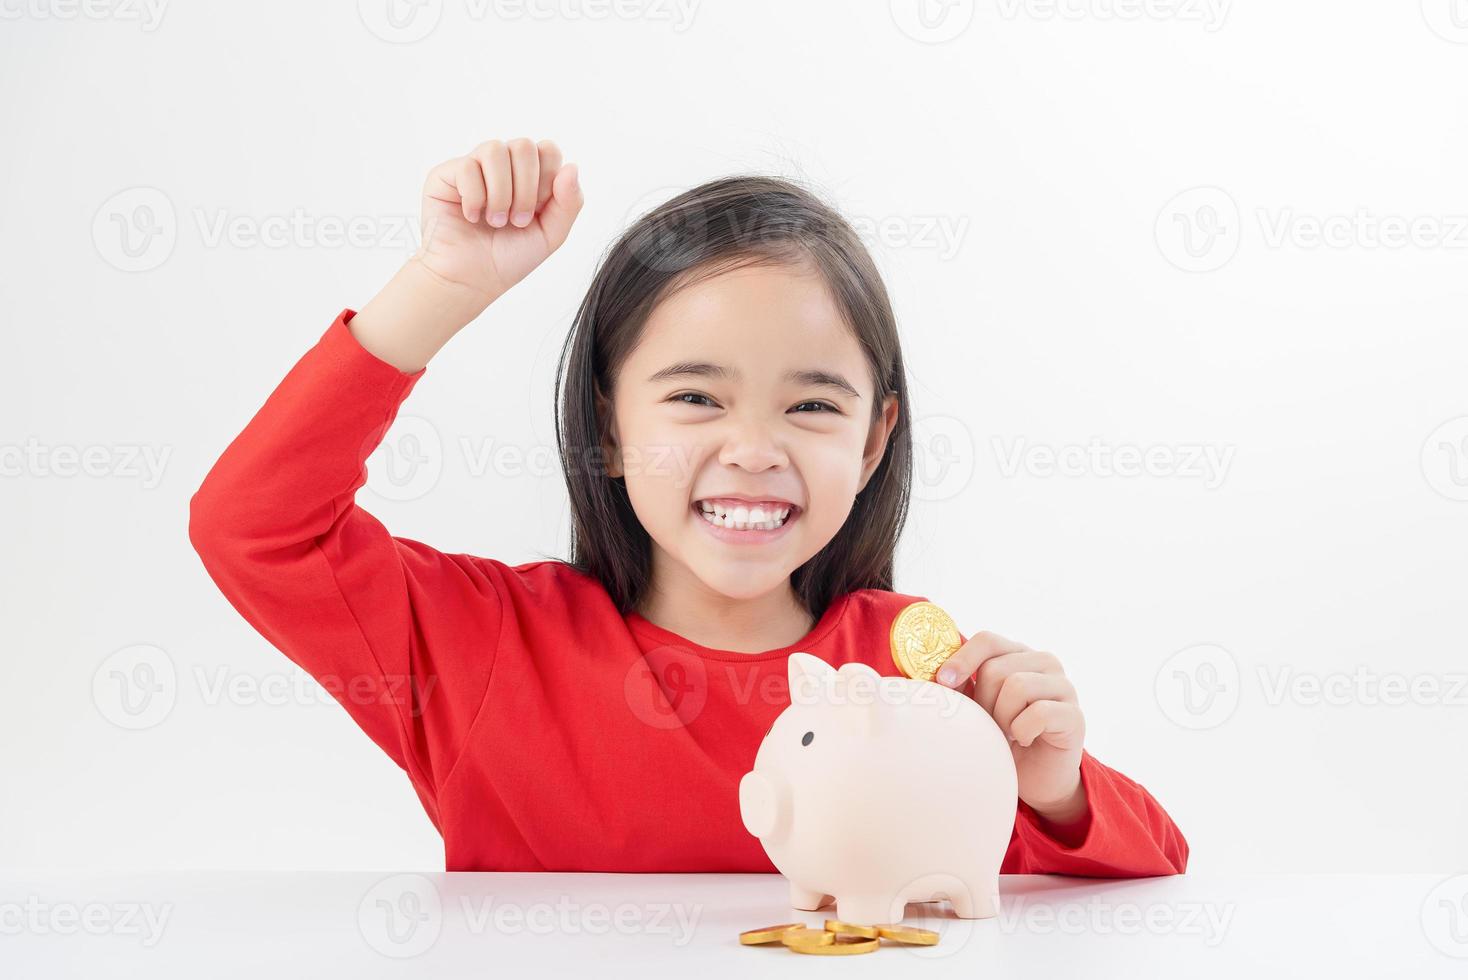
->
[647,361,860,398]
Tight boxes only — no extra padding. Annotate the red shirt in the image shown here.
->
[189,309,1189,877]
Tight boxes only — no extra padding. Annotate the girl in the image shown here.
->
[190,138,1188,877]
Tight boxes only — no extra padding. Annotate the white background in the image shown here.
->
[1,0,1464,875]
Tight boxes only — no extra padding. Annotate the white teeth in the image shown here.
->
[695,500,793,531]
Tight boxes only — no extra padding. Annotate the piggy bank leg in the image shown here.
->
[946,877,1000,920]
[834,892,908,927]
[901,873,1000,920]
[789,883,833,912]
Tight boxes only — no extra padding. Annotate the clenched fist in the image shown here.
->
[415,138,584,301]
[349,137,584,373]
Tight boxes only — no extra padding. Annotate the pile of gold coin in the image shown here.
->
[889,600,964,682]
[739,920,940,955]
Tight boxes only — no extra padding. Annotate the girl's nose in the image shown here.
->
[717,418,789,471]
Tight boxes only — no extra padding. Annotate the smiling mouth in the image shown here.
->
[692,499,800,531]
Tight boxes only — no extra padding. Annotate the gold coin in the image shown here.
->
[890,600,963,681]
[780,927,836,948]
[874,923,940,945]
[823,919,879,938]
[738,923,805,945]
[789,935,880,955]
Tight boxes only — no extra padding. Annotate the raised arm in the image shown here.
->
[188,139,583,824]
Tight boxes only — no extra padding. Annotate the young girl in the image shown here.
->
[190,138,1188,877]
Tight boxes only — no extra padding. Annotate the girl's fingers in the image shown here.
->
[969,649,1063,715]
[536,162,583,252]
[1010,698,1083,749]
[990,670,1076,740]
[472,140,513,226]
[935,631,1027,690]
[534,139,563,213]
[455,156,486,223]
[507,137,540,227]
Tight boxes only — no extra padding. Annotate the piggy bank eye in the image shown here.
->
[801,731,814,746]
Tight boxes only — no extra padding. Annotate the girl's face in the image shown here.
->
[600,258,899,605]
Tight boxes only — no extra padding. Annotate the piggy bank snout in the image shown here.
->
[739,770,788,840]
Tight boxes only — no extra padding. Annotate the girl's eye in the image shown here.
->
[667,393,840,414]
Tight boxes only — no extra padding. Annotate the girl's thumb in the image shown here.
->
[538,163,583,252]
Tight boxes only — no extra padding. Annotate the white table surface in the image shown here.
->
[3,870,1462,977]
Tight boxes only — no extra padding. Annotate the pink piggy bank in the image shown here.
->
[739,651,1018,925]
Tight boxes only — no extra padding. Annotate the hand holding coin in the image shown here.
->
[892,602,1090,830]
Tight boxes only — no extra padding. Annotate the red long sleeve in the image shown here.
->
[1001,749,1190,875]
[188,309,505,832]
[190,308,1190,876]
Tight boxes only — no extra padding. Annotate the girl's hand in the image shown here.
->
[935,632,1088,824]
[414,137,583,303]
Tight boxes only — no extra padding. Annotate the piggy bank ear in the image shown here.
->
[837,663,883,737]
[787,651,834,703]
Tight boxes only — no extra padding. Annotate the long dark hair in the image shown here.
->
[552,174,913,621]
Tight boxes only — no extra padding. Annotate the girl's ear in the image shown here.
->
[857,393,900,492]
[595,382,623,479]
